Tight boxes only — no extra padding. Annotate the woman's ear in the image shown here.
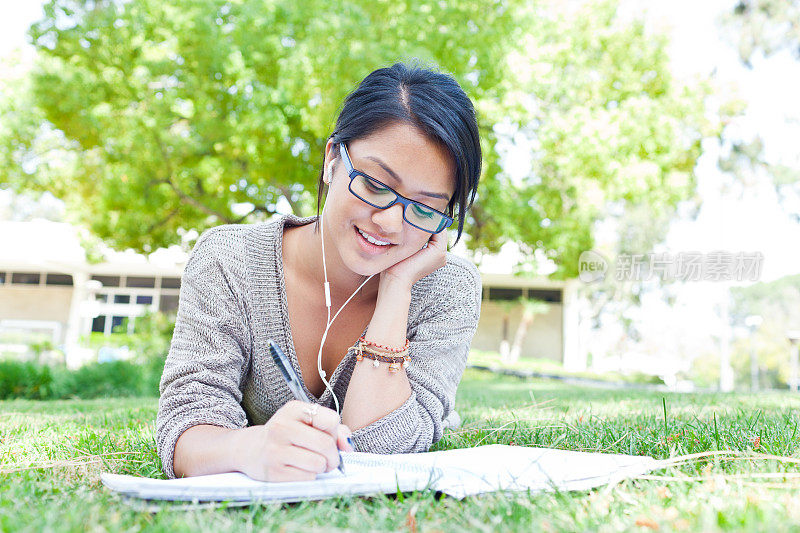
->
[323,139,337,185]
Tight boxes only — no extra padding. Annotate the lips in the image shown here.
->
[354,226,396,253]
[355,226,395,245]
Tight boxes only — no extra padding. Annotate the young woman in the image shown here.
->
[156,63,483,482]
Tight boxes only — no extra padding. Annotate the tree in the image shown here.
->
[470,1,727,277]
[725,0,800,223]
[729,274,800,388]
[1,0,724,277]
[725,0,800,67]
[505,297,549,363]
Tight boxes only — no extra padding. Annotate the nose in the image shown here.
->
[371,203,405,236]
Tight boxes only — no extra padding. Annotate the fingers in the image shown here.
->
[261,401,353,480]
[429,228,448,250]
[291,400,340,436]
[264,463,318,483]
[280,444,334,476]
[283,420,342,472]
[282,401,353,469]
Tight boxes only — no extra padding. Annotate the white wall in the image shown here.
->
[472,300,564,362]
[0,286,73,342]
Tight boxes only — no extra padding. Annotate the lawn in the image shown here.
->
[1,368,798,532]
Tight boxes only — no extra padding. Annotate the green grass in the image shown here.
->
[1,368,799,531]
[467,350,665,385]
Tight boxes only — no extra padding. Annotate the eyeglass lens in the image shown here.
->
[350,174,445,233]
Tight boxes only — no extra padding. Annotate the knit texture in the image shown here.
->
[156,214,482,479]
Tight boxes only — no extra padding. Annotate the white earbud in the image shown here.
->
[325,161,334,185]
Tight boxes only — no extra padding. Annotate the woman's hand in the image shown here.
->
[381,229,448,290]
[237,401,354,482]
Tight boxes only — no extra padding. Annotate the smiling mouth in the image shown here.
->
[354,226,396,248]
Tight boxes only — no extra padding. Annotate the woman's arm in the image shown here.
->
[157,226,352,480]
[173,424,244,477]
[341,230,482,448]
[340,277,414,430]
[174,403,353,481]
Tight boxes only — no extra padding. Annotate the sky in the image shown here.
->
[0,2,42,59]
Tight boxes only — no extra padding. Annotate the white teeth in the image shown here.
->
[357,228,391,246]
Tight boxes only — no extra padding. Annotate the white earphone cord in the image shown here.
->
[318,184,374,415]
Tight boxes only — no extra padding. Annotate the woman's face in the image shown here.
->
[322,122,456,278]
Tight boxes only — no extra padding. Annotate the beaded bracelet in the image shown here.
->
[358,336,410,354]
[354,341,411,372]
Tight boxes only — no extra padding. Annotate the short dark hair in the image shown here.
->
[315,62,481,245]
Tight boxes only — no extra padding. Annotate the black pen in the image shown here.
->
[268,339,345,474]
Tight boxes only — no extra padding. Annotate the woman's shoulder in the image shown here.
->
[191,214,315,256]
[185,225,254,273]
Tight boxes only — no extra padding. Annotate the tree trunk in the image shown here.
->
[499,316,510,363]
[508,311,534,363]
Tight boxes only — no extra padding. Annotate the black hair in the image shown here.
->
[315,62,481,245]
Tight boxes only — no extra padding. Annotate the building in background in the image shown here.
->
[0,219,184,367]
[0,218,584,369]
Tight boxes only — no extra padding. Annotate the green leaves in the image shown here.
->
[1,0,721,275]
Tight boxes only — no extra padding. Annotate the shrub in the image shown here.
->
[0,359,162,400]
[0,361,53,400]
[49,361,148,399]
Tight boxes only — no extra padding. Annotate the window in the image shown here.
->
[159,294,179,313]
[46,273,74,286]
[0,272,5,284]
[528,289,562,303]
[126,276,155,288]
[111,316,128,334]
[135,295,153,305]
[113,294,131,304]
[92,275,120,287]
[487,287,523,301]
[161,277,181,289]
[91,315,106,333]
[12,272,40,285]
[95,294,108,303]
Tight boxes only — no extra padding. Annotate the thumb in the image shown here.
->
[336,424,355,452]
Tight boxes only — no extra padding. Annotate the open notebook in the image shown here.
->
[101,444,658,502]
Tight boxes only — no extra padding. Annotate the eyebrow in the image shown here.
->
[365,156,450,201]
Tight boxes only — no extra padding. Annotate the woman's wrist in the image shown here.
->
[365,278,412,347]
[377,271,414,295]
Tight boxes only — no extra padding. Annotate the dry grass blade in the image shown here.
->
[1,457,103,474]
[654,450,800,469]
[655,450,740,467]
[0,451,139,474]
[638,472,800,483]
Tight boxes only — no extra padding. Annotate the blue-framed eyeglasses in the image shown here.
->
[338,143,453,234]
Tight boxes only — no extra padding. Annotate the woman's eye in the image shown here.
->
[411,204,435,218]
[365,179,391,193]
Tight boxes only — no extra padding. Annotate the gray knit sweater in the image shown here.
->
[156,214,482,479]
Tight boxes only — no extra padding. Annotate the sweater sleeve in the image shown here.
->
[155,228,253,479]
[349,257,482,454]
